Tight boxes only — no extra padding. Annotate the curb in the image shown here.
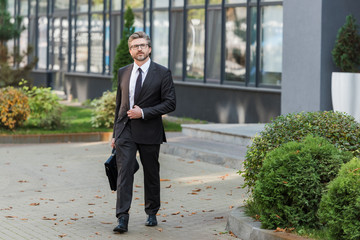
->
[226,207,311,240]
[0,132,112,144]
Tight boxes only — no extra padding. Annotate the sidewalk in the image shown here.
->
[0,142,248,240]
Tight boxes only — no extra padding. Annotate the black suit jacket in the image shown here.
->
[113,61,176,144]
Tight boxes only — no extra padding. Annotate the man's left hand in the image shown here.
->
[127,105,142,119]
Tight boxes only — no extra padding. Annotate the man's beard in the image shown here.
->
[133,52,149,62]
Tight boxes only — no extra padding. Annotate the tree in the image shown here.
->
[0,0,38,87]
[112,6,135,90]
[332,15,360,72]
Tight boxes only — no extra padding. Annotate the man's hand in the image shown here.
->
[111,138,115,149]
[127,105,142,119]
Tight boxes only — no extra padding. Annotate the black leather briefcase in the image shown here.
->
[104,149,117,191]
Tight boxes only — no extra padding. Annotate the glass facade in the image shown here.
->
[8,0,283,90]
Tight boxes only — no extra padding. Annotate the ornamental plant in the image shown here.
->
[318,157,360,240]
[332,14,360,72]
[91,91,116,128]
[252,135,353,230]
[112,6,135,90]
[21,80,65,129]
[0,87,30,129]
[240,111,360,191]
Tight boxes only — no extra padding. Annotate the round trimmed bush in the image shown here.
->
[318,157,360,240]
[241,111,360,191]
[252,135,353,230]
[0,87,30,129]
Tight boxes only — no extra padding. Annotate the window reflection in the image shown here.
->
[54,0,69,10]
[90,14,103,73]
[76,15,88,72]
[152,11,169,67]
[38,17,48,69]
[186,9,205,81]
[92,0,104,11]
[77,0,89,13]
[206,8,221,83]
[170,10,183,80]
[260,6,282,86]
[225,7,246,83]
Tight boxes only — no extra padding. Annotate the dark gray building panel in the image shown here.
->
[172,82,280,123]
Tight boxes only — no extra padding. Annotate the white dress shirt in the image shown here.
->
[129,59,151,118]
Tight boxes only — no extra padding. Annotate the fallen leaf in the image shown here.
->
[101,222,113,224]
[174,226,183,228]
[135,197,140,200]
[160,179,171,181]
[30,203,40,206]
[89,211,94,214]
[192,188,201,192]
[18,180,28,183]
[88,203,95,205]
[5,216,17,218]
[58,234,67,238]
[95,195,102,199]
[42,216,57,220]
[188,192,198,195]
[70,218,78,221]
[157,228,163,232]
[187,161,194,164]
[162,220,167,222]
[20,218,28,221]
[229,205,234,209]
[171,211,180,215]
[166,185,172,188]
[135,185,142,188]
[214,216,224,219]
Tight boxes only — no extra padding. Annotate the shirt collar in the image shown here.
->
[134,58,151,73]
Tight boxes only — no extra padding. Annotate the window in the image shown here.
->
[259,5,282,86]
[186,8,205,81]
[225,7,246,84]
[170,10,183,80]
[152,11,169,67]
[206,8,221,83]
[38,17,48,69]
[75,15,88,72]
[90,14,103,73]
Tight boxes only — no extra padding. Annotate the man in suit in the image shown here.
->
[111,31,176,233]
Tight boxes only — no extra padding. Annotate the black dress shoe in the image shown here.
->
[145,214,157,226]
[113,216,128,233]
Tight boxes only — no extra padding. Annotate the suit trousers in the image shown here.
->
[115,121,161,218]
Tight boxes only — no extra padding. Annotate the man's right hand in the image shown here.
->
[111,138,115,149]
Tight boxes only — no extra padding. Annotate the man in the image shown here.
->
[111,31,176,233]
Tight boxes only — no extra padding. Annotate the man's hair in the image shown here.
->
[128,31,152,49]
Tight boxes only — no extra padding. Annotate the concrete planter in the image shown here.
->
[331,72,360,122]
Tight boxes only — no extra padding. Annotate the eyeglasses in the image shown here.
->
[130,44,148,50]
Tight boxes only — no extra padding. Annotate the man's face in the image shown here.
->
[129,38,151,62]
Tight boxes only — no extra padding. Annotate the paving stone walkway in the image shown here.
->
[0,142,247,240]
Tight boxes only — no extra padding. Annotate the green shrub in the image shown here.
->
[91,91,116,128]
[21,82,66,129]
[318,157,360,240]
[241,111,360,191]
[332,15,360,72]
[252,135,353,230]
[0,87,30,129]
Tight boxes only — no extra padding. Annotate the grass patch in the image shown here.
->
[0,105,184,134]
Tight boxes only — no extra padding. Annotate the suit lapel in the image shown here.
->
[121,64,133,110]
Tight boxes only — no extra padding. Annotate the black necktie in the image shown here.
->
[134,68,142,103]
